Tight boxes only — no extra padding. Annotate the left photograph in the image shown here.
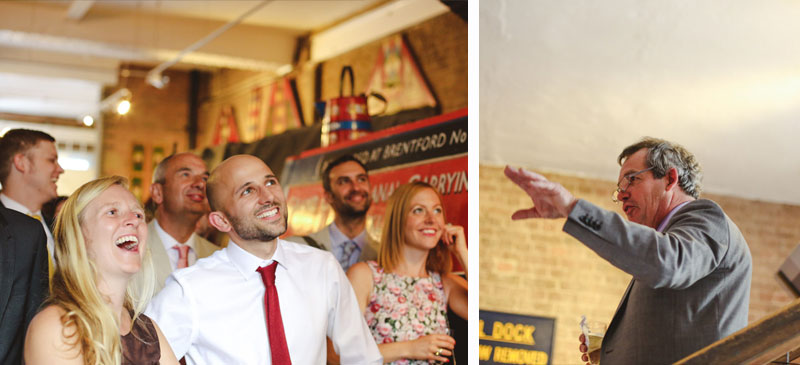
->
[0,1,467,364]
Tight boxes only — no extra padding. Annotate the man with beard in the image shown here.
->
[287,155,378,271]
[146,155,382,364]
[505,137,751,365]
[133,153,219,294]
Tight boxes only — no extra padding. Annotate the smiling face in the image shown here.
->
[616,148,670,228]
[154,153,209,218]
[81,184,147,278]
[402,187,445,251]
[326,160,371,218]
[25,140,64,204]
[210,155,287,244]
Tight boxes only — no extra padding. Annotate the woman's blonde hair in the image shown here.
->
[48,175,155,365]
[378,181,451,275]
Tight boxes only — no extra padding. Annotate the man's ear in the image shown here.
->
[12,153,29,173]
[665,168,680,191]
[150,183,165,205]
[323,190,334,205]
[208,211,232,233]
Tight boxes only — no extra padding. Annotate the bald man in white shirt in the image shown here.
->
[147,155,381,364]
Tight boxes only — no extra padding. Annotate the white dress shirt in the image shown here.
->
[0,193,54,267]
[152,219,199,269]
[146,238,382,365]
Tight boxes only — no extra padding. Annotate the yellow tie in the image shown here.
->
[28,214,55,281]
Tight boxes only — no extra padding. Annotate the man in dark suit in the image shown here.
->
[505,137,751,365]
[0,202,49,364]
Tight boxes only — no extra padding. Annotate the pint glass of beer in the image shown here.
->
[580,316,606,365]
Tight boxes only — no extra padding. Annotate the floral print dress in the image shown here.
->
[364,261,449,365]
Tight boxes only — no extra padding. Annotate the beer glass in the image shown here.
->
[584,321,606,365]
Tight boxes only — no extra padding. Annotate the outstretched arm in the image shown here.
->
[504,166,578,219]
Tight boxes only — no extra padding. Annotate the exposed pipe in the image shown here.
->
[146,0,273,88]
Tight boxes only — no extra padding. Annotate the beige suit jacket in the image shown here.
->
[134,220,220,296]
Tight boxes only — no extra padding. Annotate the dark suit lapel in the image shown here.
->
[0,209,14,319]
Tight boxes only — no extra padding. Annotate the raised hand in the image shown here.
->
[442,224,466,255]
[504,166,578,219]
[442,224,467,276]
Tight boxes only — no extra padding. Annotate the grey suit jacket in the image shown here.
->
[0,203,48,365]
[138,220,220,295]
[564,199,751,365]
[285,223,379,265]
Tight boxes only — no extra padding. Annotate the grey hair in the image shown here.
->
[618,137,703,198]
[151,154,177,184]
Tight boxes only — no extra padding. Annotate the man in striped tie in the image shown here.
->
[286,154,379,272]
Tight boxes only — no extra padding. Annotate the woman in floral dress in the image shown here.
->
[348,181,468,364]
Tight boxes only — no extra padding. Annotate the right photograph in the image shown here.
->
[478,1,800,365]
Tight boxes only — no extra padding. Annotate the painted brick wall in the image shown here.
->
[479,164,800,364]
[101,66,191,198]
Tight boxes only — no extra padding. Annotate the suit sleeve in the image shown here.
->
[325,255,382,364]
[563,199,731,289]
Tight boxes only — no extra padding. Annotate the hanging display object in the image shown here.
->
[321,66,386,147]
[243,86,263,142]
[265,77,304,136]
[366,34,437,116]
[212,105,240,146]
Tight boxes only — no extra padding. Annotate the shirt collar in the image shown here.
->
[226,239,287,281]
[153,218,197,250]
[0,193,40,216]
[656,200,693,233]
[328,222,367,248]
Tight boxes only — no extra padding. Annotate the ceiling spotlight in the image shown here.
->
[117,100,131,115]
[146,71,170,89]
[82,115,94,126]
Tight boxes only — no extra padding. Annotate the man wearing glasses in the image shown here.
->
[504,137,751,365]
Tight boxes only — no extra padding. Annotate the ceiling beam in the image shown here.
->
[0,112,91,128]
[0,1,299,72]
[310,0,449,63]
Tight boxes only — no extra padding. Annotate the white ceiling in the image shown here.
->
[480,0,800,205]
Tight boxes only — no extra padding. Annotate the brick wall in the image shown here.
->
[101,66,191,199]
[479,164,800,364]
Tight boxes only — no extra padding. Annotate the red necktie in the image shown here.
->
[256,262,292,364]
[173,244,190,269]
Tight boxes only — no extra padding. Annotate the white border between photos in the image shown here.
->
[467,0,478,364]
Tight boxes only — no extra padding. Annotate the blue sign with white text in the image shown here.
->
[479,310,555,365]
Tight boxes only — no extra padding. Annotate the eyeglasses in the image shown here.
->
[611,167,654,203]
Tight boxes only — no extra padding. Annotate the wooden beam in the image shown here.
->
[0,112,92,129]
[676,298,800,364]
